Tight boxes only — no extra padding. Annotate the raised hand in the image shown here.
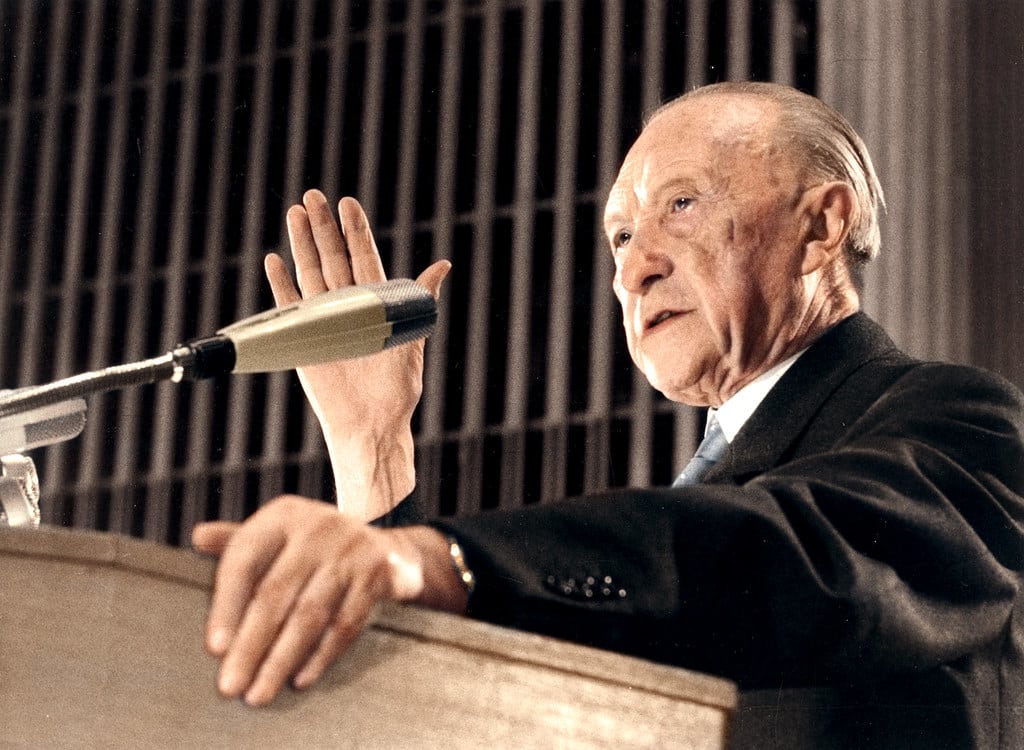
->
[266,191,450,519]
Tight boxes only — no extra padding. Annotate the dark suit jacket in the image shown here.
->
[432,314,1024,749]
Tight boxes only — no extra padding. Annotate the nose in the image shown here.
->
[617,237,672,293]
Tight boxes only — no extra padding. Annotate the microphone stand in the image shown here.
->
[0,342,225,528]
[0,350,196,529]
[0,353,179,420]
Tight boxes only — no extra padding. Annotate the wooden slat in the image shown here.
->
[417,3,465,514]
[20,0,73,388]
[580,0,624,498]
[0,1,35,367]
[727,0,751,81]
[260,0,318,502]
[420,2,464,435]
[942,0,971,366]
[772,0,796,85]
[456,3,503,515]
[15,0,74,511]
[220,0,278,519]
[500,0,543,509]
[686,0,708,89]
[547,0,583,440]
[184,0,244,510]
[356,1,389,220]
[505,0,543,428]
[75,0,139,531]
[40,0,106,521]
[109,0,174,536]
[147,0,227,540]
[390,0,426,281]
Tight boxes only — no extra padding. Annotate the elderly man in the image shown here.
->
[193,82,1024,748]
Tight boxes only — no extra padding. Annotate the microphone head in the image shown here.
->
[373,278,439,348]
[217,278,437,374]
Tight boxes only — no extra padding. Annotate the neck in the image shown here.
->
[785,280,860,362]
[704,281,860,407]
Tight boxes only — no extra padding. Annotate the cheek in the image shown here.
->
[674,221,772,348]
[679,228,743,314]
[614,288,643,359]
[716,212,796,299]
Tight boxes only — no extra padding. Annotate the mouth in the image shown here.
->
[643,309,688,333]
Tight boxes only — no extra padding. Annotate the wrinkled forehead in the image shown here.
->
[603,94,777,220]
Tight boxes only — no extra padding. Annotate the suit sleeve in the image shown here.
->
[369,492,425,528]
[430,364,1024,689]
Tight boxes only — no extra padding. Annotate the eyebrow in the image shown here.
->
[602,210,625,231]
[602,186,631,231]
[604,176,700,228]
[649,177,699,199]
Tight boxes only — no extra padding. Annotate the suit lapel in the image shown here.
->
[704,314,901,483]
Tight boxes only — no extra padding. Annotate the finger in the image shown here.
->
[286,203,328,296]
[290,575,384,692]
[216,540,317,697]
[290,540,419,691]
[242,565,347,705]
[264,253,301,307]
[338,197,387,284]
[302,189,353,289]
[191,521,241,557]
[415,259,452,300]
[204,523,287,661]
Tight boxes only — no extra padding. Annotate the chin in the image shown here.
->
[639,351,716,406]
[642,366,697,405]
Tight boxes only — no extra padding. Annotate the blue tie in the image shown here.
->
[672,417,728,487]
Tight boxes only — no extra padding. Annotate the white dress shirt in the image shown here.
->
[707,349,806,443]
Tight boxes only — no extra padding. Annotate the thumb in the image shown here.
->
[192,521,241,557]
[415,260,452,300]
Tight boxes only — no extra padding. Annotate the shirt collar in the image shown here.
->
[708,349,806,443]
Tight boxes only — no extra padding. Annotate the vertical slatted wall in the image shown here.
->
[0,0,818,545]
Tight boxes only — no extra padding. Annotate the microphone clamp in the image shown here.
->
[169,337,237,382]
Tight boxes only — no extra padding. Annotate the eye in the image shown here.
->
[614,230,632,249]
[671,197,693,212]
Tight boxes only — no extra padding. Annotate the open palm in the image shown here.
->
[266,191,449,519]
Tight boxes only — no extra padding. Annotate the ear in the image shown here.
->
[799,181,856,276]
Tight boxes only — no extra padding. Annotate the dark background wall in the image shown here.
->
[968,0,1024,385]
[0,0,1019,546]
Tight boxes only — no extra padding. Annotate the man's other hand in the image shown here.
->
[192,496,466,706]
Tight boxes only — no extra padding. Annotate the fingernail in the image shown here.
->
[292,667,313,691]
[244,684,269,706]
[219,668,243,697]
[209,627,230,655]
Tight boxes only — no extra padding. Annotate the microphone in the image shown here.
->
[0,278,437,419]
[0,278,435,526]
[176,278,437,379]
[0,396,87,455]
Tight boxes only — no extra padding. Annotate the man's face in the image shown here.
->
[604,95,812,406]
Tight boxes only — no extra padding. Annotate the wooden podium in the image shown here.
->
[0,526,736,748]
